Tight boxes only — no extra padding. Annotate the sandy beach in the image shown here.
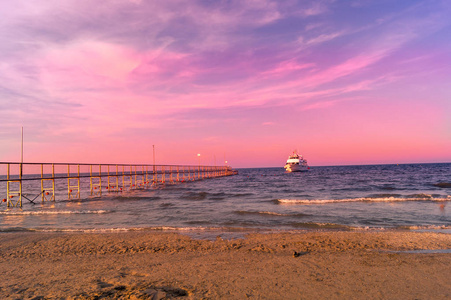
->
[0,230,450,299]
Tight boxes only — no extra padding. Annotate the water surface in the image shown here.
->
[1,163,450,234]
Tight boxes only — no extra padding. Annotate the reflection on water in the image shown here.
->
[1,213,26,227]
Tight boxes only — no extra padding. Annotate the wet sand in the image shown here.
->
[0,231,450,299]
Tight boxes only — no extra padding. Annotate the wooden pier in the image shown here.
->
[0,162,237,208]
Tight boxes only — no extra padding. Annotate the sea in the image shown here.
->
[1,163,450,239]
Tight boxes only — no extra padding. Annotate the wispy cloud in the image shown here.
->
[1,0,450,165]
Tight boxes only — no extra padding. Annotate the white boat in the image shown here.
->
[284,151,309,172]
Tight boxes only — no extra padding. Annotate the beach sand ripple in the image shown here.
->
[0,231,450,299]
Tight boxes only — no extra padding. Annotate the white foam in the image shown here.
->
[405,225,451,230]
[0,210,110,215]
[237,210,292,216]
[156,226,210,231]
[258,211,289,216]
[29,227,142,233]
[278,196,451,205]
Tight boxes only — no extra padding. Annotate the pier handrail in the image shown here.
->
[0,162,233,180]
[0,161,230,167]
[0,161,236,207]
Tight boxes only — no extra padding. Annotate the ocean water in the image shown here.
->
[1,163,450,237]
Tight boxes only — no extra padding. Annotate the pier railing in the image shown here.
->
[0,162,237,208]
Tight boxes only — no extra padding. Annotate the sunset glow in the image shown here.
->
[1,0,450,167]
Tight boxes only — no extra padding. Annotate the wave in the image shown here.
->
[234,211,309,217]
[10,225,340,233]
[184,220,214,225]
[182,191,254,201]
[0,210,110,215]
[184,192,208,200]
[433,182,451,188]
[22,226,254,233]
[0,227,147,233]
[366,193,402,198]
[112,196,162,201]
[2,224,449,235]
[397,225,451,231]
[208,192,226,200]
[0,227,36,232]
[278,195,451,205]
[289,222,352,230]
[230,193,255,198]
[379,186,397,190]
[145,226,261,233]
[0,227,169,233]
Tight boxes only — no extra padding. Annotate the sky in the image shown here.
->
[0,0,450,168]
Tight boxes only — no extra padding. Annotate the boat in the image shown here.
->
[284,150,309,172]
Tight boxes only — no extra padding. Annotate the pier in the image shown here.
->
[0,162,237,208]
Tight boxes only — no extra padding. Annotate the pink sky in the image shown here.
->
[1,0,450,168]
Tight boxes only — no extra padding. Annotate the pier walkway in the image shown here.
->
[0,162,237,208]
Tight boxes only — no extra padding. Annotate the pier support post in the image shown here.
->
[161,166,165,184]
[68,164,80,200]
[6,164,22,208]
[90,165,102,196]
[107,165,119,192]
[6,180,22,208]
[41,164,55,202]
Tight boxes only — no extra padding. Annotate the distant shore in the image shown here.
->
[0,230,450,299]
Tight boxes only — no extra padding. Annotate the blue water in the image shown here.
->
[1,163,450,235]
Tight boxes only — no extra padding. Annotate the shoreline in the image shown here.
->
[1,230,450,299]
[2,224,451,240]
